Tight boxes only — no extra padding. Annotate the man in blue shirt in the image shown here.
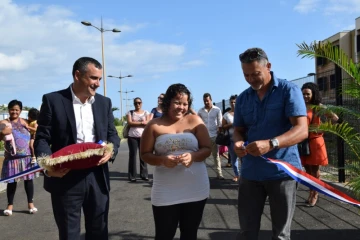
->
[233,48,308,240]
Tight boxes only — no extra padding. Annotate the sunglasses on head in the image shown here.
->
[134,102,142,105]
[239,50,267,63]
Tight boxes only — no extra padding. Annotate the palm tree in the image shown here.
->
[297,41,360,198]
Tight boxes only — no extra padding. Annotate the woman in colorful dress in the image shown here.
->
[141,83,211,240]
[301,83,338,207]
[0,99,39,216]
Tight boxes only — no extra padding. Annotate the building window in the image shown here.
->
[357,35,360,53]
[316,57,326,66]
[330,74,336,89]
[318,77,326,91]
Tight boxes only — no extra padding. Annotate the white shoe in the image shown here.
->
[3,209,12,216]
[29,207,38,214]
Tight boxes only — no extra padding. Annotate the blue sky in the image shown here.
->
[1,0,360,118]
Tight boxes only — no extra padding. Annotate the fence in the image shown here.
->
[215,71,359,182]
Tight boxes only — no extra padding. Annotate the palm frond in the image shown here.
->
[312,104,360,120]
[310,122,360,160]
[296,41,360,84]
[347,176,360,199]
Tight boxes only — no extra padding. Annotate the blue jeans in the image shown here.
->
[229,140,239,177]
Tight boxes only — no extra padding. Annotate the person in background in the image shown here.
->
[222,96,240,182]
[141,83,211,240]
[222,107,232,168]
[127,97,150,182]
[234,47,308,239]
[149,93,165,120]
[0,99,39,216]
[27,108,40,164]
[301,82,338,207]
[198,93,224,180]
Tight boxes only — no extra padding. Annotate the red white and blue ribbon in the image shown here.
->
[263,156,360,208]
[0,165,43,183]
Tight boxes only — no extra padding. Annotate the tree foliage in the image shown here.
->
[297,41,360,199]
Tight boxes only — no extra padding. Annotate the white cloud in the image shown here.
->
[294,0,321,13]
[294,0,360,14]
[181,60,204,68]
[0,50,35,70]
[324,0,360,15]
[0,0,203,107]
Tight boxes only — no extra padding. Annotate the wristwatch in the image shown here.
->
[269,138,279,149]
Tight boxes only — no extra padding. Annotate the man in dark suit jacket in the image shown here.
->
[34,57,121,240]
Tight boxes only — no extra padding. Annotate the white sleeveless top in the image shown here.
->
[152,133,210,206]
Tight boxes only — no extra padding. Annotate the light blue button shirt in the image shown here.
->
[233,72,306,181]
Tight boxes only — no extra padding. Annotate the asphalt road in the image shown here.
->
[0,141,359,240]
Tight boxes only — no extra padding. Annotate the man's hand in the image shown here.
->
[245,140,271,156]
[46,168,70,178]
[97,151,113,166]
[234,141,247,158]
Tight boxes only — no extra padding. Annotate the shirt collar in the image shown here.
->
[70,84,95,104]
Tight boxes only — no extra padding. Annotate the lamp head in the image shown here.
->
[112,28,121,33]
[81,21,92,26]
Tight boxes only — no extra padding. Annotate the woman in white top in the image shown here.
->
[222,95,240,182]
[140,83,211,240]
[127,97,150,182]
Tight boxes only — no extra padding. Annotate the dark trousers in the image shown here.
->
[128,137,148,180]
[7,180,34,205]
[51,171,109,240]
[238,177,297,240]
[152,198,207,240]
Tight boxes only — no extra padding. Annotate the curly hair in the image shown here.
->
[8,99,23,110]
[161,84,193,115]
[301,82,322,105]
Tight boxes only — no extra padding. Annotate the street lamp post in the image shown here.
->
[124,100,133,114]
[120,89,134,112]
[108,72,133,119]
[81,18,121,96]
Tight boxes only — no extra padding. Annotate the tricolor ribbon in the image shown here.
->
[242,142,360,208]
[0,165,43,183]
[264,157,360,208]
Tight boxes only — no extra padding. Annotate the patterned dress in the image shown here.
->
[1,119,39,183]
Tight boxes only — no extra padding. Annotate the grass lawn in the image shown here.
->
[116,126,124,137]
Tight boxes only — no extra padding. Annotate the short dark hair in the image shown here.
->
[133,97,142,104]
[162,84,193,115]
[28,108,40,121]
[203,93,212,100]
[230,95,237,101]
[301,82,322,105]
[239,47,268,64]
[72,57,102,78]
[8,99,22,110]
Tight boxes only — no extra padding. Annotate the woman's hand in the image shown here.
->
[177,152,193,168]
[162,155,179,168]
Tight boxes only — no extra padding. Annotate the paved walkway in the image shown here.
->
[0,142,359,239]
